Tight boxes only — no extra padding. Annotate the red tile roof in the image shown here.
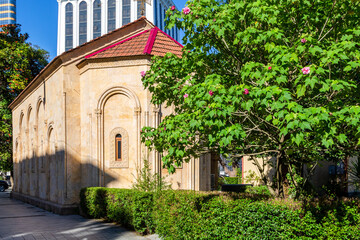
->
[85,27,183,59]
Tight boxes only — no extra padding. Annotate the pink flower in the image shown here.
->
[301,38,307,43]
[209,90,214,96]
[268,66,272,70]
[140,71,146,77]
[244,89,249,95]
[213,19,216,22]
[302,67,310,75]
[184,93,189,98]
[164,127,166,130]
[183,6,191,15]
[171,6,175,11]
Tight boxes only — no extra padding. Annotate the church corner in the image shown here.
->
[10,17,219,214]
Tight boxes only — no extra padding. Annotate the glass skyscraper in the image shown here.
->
[0,0,16,26]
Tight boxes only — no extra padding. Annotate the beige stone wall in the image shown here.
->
[78,57,195,191]
[242,156,275,186]
[12,68,66,205]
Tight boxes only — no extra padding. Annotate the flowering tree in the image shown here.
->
[142,0,360,196]
[0,25,48,171]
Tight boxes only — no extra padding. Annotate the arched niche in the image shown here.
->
[96,86,141,186]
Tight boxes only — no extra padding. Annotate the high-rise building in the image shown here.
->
[0,0,16,27]
[57,0,179,55]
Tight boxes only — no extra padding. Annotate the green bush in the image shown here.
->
[223,177,240,184]
[245,185,273,197]
[80,188,360,239]
[80,188,155,234]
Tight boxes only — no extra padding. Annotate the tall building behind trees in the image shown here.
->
[0,0,16,27]
[57,0,179,55]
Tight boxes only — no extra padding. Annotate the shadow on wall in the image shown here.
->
[12,149,117,214]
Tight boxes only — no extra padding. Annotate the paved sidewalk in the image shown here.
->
[0,190,160,240]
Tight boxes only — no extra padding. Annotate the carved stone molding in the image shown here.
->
[95,109,102,115]
[109,127,129,168]
[79,58,151,75]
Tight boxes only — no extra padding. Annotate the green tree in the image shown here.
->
[0,25,48,171]
[141,0,360,197]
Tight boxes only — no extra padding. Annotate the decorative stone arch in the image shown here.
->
[26,104,33,129]
[26,104,36,167]
[36,96,43,123]
[96,86,141,111]
[96,86,141,186]
[46,122,58,167]
[19,111,24,135]
[47,122,57,149]
[46,122,58,202]
[36,96,45,165]
[109,127,129,168]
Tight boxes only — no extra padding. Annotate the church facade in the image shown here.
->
[10,18,217,214]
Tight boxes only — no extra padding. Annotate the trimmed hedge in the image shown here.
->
[80,188,154,234]
[80,188,360,239]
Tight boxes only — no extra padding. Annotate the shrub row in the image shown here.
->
[80,188,360,239]
[80,188,154,234]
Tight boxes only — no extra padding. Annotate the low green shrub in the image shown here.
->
[223,177,240,184]
[80,188,360,239]
[80,188,155,234]
[245,185,272,197]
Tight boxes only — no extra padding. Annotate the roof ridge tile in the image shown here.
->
[143,27,158,55]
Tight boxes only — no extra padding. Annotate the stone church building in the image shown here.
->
[10,17,218,214]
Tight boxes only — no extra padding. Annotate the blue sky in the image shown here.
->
[17,0,188,61]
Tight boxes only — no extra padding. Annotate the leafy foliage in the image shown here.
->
[80,188,360,239]
[132,157,171,192]
[0,25,48,171]
[80,188,155,234]
[141,0,360,196]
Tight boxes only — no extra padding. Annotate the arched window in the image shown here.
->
[79,1,87,45]
[137,0,146,19]
[93,0,102,38]
[65,3,73,51]
[115,134,122,161]
[122,0,131,25]
[108,0,116,32]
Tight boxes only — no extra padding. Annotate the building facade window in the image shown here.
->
[159,4,162,30]
[115,134,122,161]
[65,3,73,51]
[79,1,87,45]
[108,0,116,32]
[122,0,131,26]
[93,0,101,39]
[137,0,146,19]
[0,0,16,26]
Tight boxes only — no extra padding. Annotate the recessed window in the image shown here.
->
[122,0,131,25]
[93,0,102,39]
[79,1,87,45]
[65,3,73,51]
[115,134,122,161]
[108,0,116,32]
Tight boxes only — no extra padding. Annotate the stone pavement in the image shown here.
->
[0,190,160,240]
